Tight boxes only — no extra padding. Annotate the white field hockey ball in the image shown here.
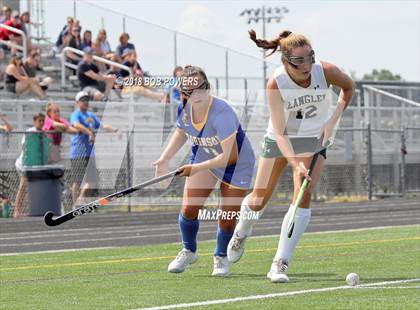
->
[346,273,360,286]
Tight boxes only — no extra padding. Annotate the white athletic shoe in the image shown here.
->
[266,259,289,283]
[227,232,247,263]
[168,249,198,273]
[212,256,229,277]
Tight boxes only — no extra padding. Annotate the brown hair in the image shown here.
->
[119,32,130,43]
[33,113,45,121]
[248,29,311,57]
[173,66,183,77]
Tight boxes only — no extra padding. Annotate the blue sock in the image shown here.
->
[178,213,199,253]
[214,228,233,257]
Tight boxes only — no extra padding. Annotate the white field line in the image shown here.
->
[135,279,420,310]
[357,286,420,289]
[1,224,418,256]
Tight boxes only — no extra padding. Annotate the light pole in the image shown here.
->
[240,6,289,103]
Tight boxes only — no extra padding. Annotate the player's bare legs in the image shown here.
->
[228,157,287,262]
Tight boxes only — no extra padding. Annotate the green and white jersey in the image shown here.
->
[266,59,333,139]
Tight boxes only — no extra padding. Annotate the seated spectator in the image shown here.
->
[0,11,23,48]
[0,6,11,24]
[115,32,135,60]
[120,50,163,101]
[19,11,34,52]
[77,49,115,101]
[55,16,73,51]
[23,49,53,91]
[5,52,46,98]
[92,28,112,58]
[43,102,78,163]
[80,30,92,52]
[14,113,45,217]
[63,24,82,66]
[120,49,143,78]
[19,11,30,35]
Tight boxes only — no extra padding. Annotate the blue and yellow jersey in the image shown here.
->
[176,96,255,189]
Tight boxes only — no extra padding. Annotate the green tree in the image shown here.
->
[362,69,402,81]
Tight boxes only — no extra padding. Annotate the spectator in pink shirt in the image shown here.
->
[43,102,78,163]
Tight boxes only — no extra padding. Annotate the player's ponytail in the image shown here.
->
[249,29,311,56]
[249,29,280,56]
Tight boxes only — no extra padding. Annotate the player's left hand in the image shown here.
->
[177,164,199,177]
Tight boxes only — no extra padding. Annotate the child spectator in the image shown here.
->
[5,52,46,98]
[43,102,78,163]
[14,113,45,217]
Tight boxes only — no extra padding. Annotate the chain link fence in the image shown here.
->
[1,125,419,216]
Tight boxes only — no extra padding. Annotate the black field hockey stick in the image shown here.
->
[44,169,181,226]
[287,134,330,238]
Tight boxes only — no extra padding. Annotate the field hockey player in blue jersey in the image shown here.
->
[153,65,255,277]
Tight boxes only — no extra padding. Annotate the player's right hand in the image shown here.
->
[293,161,311,183]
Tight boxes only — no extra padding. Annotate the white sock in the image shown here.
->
[235,195,264,238]
[274,206,311,263]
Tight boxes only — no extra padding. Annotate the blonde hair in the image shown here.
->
[45,102,58,117]
[248,29,311,56]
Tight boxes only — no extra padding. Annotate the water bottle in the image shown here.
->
[2,197,10,218]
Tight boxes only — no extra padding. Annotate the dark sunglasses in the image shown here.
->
[181,80,209,98]
[284,50,315,68]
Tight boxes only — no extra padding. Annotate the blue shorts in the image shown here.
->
[189,156,254,190]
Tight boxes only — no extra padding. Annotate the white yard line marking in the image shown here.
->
[357,286,420,289]
[135,279,420,310]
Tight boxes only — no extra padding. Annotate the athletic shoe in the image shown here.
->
[167,249,198,273]
[212,256,229,277]
[227,232,247,263]
[266,259,289,283]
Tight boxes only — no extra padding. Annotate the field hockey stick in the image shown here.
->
[287,134,329,238]
[44,169,181,227]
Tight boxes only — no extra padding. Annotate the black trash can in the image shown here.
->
[23,165,65,216]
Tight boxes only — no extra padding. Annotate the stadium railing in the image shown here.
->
[0,23,28,59]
